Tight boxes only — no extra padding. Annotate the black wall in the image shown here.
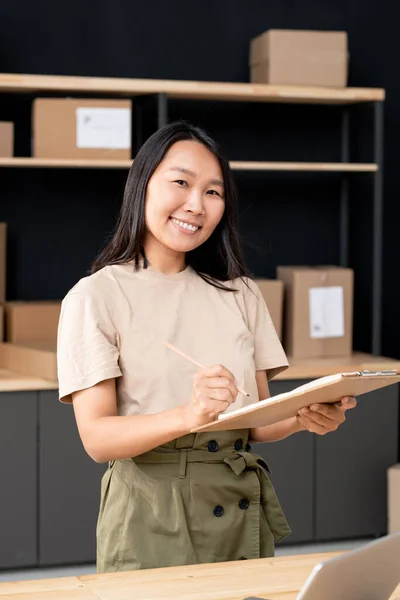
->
[0,0,398,358]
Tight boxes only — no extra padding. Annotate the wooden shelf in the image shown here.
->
[0,157,379,172]
[0,157,132,169]
[276,352,400,381]
[0,73,385,105]
[231,161,378,172]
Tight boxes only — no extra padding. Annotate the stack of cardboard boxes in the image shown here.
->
[277,266,353,359]
[0,302,60,380]
[256,265,354,360]
[249,29,349,87]
[0,96,132,378]
[0,221,60,380]
[249,29,354,355]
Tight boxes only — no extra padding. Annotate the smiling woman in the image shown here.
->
[56,121,355,574]
[91,122,247,287]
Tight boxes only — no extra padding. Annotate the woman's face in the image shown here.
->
[144,140,225,255]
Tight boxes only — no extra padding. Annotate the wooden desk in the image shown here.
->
[0,553,399,600]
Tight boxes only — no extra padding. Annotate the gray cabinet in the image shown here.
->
[254,380,315,544]
[0,380,398,568]
[315,384,399,540]
[38,391,105,566]
[0,392,37,568]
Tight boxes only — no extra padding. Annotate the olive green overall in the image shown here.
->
[96,429,291,572]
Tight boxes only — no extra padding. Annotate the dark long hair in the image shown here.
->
[91,121,249,289]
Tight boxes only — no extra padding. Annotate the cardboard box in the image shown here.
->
[1,300,60,382]
[388,464,400,534]
[250,29,348,87]
[277,266,353,359]
[0,122,14,157]
[0,305,3,342]
[0,223,6,304]
[33,98,132,159]
[4,301,61,344]
[255,279,284,340]
[0,341,57,381]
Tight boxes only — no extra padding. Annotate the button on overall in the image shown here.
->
[207,440,219,452]
[239,498,249,510]
[234,439,243,451]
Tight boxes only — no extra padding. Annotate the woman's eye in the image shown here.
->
[175,180,187,187]
[207,189,221,197]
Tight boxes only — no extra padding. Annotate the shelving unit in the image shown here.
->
[0,72,389,371]
[0,73,397,569]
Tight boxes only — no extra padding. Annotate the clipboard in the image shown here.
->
[191,370,400,433]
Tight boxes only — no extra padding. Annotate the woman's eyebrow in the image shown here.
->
[209,178,224,188]
[168,166,224,187]
[168,166,196,177]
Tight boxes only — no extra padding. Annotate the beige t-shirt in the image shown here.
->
[57,263,288,416]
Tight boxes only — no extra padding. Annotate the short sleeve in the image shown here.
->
[57,292,122,403]
[244,279,289,380]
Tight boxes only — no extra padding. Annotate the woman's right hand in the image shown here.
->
[182,364,238,431]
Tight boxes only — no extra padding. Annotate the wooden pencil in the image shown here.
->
[164,341,250,397]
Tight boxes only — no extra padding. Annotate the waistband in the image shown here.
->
[131,447,270,478]
[159,429,250,451]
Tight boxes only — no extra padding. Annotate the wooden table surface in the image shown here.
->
[0,552,399,600]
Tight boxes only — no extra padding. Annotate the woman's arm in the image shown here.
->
[250,371,302,443]
[72,379,189,462]
[72,364,239,463]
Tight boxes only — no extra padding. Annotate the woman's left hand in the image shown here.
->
[296,396,357,435]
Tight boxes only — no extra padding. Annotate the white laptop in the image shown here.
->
[244,532,400,600]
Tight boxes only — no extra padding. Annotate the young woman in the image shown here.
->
[57,121,356,572]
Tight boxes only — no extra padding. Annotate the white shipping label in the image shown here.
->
[76,108,131,149]
[309,286,345,339]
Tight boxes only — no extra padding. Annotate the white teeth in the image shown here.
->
[171,218,199,232]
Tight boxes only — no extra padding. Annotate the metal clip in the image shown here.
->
[359,369,398,376]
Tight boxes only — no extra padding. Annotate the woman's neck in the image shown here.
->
[143,237,186,275]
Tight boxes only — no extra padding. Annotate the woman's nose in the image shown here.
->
[185,190,205,215]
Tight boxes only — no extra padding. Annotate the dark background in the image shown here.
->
[0,0,397,358]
